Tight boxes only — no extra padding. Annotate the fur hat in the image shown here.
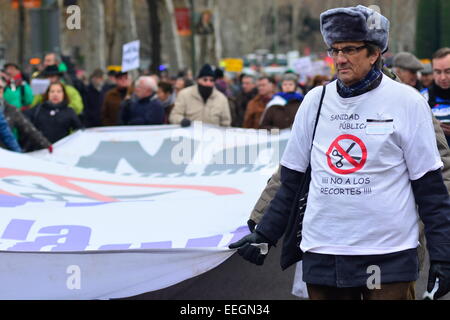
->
[320,5,390,53]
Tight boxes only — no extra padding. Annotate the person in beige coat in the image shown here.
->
[169,64,231,127]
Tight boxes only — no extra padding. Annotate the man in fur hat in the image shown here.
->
[230,5,450,300]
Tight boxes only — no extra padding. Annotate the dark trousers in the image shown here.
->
[307,282,415,300]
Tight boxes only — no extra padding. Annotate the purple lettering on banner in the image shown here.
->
[186,235,223,248]
[8,225,92,252]
[98,244,132,250]
[1,219,35,240]
[140,241,172,249]
[65,202,109,207]
[226,226,250,246]
[0,194,42,208]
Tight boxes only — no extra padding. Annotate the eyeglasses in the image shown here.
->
[327,45,368,58]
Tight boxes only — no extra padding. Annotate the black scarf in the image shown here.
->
[42,101,67,110]
[431,82,450,99]
[427,82,450,108]
[117,87,128,99]
[198,84,213,103]
[337,67,383,98]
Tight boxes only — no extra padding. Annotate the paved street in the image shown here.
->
[129,243,450,300]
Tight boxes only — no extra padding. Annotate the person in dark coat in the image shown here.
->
[231,74,258,127]
[101,71,131,126]
[119,76,165,126]
[24,82,82,144]
[156,81,176,124]
[82,69,105,128]
[259,73,304,130]
[101,69,118,101]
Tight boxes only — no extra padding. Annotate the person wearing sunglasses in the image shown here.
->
[230,5,450,300]
[169,64,231,127]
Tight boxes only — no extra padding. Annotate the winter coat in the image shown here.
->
[82,83,104,128]
[0,100,51,152]
[32,84,84,115]
[101,87,129,126]
[119,94,165,126]
[259,99,302,130]
[4,82,34,109]
[169,85,231,127]
[231,88,258,127]
[243,94,272,129]
[24,101,83,144]
[0,111,21,152]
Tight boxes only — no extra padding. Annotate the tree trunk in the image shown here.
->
[415,0,440,58]
[115,0,139,77]
[58,0,70,57]
[82,0,106,74]
[211,0,222,64]
[441,0,450,48]
[118,0,138,43]
[164,0,185,71]
[18,0,25,67]
[104,0,117,66]
[147,0,161,74]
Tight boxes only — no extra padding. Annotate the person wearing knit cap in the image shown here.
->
[230,5,450,300]
[393,52,424,90]
[169,64,231,127]
[420,63,434,89]
[259,73,304,130]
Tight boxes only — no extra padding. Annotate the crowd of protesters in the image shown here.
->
[0,47,449,154]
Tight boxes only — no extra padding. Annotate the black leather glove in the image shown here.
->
[228,231,271,266]
[247,219,257,233]
[427,261,450,299]
[181,118,191,128]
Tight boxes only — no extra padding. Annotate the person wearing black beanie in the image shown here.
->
[169,64,231,127]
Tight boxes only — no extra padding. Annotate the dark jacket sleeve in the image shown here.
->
[7,105,51,151]
[69,109,83,131]
[0,112,21,152]
[119,99,131,125]
[259,108,275,130]
[249,166,281,224]
[147,101,165,125]
[411,169,450,262]
[255,165,304,245]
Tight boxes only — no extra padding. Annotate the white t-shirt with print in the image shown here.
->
[281,76,443,256]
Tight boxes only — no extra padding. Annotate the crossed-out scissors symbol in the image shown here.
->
[332,142,362,168]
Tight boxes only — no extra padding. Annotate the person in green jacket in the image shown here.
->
[1,63,34,111]
[31,65,84,115]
